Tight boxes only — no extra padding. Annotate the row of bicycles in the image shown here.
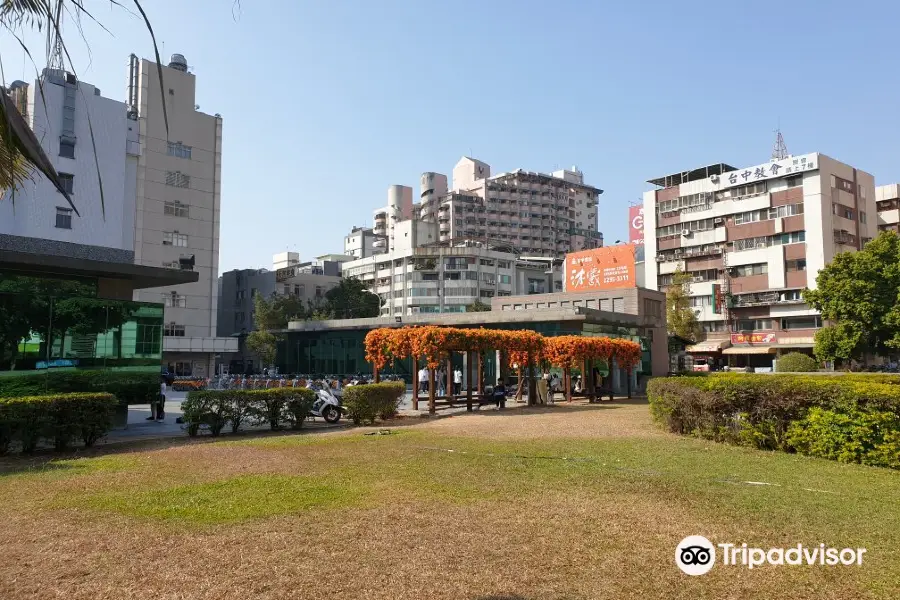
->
[169,373,408,392]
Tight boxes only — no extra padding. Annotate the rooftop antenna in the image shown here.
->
[771,126,788,161]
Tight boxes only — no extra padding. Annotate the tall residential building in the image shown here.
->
[372,185,414,253]
[128,53,235,377]
[643,152,876,369]
[875,184,900,233]
[418,157,603,257]
[0,71,135,259]
[367,157,603,259]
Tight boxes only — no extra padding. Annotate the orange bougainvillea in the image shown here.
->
[364,327,641,372]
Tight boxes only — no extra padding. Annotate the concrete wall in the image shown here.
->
[0,73,133,251]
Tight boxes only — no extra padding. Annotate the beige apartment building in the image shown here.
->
[418,157,603,257]
[128,54,236,377]
[643,152,877,369]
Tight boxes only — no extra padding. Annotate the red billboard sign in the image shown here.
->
[564,245,636,292]
[731,333,777,345]
[629,205,644,246]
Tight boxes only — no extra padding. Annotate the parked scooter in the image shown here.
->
[309,381,343,424]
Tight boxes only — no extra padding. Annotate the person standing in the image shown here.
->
[418,365,429,395]
[453,367,463,396]
[436,367,446,396]
[157,374,167,421]
[538,372,550,405]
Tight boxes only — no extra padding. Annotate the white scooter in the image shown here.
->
[309,382,343,424]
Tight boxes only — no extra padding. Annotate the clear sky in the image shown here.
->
[2,0,898,272]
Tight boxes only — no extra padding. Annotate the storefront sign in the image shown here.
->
[719,153,817,190]
[275,266,296,282]
[731,333,777,345]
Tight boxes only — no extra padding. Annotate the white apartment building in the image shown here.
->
[372,185,414,253]
[643,153,876,368]
[876,184,900,233]
[342,220,521,316]
[128,53,236,377]
[344,226,378,259]
[0,71,135,260]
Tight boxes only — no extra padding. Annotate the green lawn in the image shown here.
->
[0,402,898,599]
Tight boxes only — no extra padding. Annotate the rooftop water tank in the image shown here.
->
[168,54,188,72]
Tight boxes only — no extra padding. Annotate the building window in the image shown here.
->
[167,141,192,159]
[58,173,74,194]
[732,263,768,277]
[644,298,663,316]
[162,232,188,247]
[689,296,711,307]
[860,211,867,224]
[785,259,807,272]
[785,175,802,188]
[165,171,190,188]
[499,274,511,284]
[164,200,189,217]
[702,321,726,332]
[59,140,75,159]
[736,319,773,331]
[163,292,187,308]
[164,323,185,337]
[55,207,73,229]
[781,316,822,330]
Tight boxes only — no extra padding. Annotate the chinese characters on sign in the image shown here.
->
[730,333,777,345]
[721,154,817,190]
[629,205,644,246]
[712,284,724,315]
[564,245,636,292]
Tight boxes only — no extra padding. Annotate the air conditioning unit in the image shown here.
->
[656,255,665,262]
[673,249,683,256]
[681,229,692,237]
[714,217,725,225]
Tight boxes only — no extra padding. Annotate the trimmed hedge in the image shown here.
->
[0,393,117,454]
[648,374,900,468]
[0,370,157,404]
[342,382,406,425]
[182,388,317,437]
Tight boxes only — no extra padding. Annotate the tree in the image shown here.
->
[323,278,380,319]
[466,300,491,312]
[246,330,277,370]
[804,231,900,364]
[666,267,700,341]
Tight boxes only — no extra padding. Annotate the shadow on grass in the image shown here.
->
[0,423,350,476]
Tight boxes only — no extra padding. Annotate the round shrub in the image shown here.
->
[776,352,820,372]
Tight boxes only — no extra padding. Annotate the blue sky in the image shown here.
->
[2,0,898,271]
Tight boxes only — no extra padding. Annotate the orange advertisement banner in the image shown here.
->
[564,244,636,292]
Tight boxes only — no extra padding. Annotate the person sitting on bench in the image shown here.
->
[492,378,508,410]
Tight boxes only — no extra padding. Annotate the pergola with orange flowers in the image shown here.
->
[364,326,642,413]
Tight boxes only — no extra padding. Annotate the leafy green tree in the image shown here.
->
[804,232,900,363]
[666,267,700,342]
[323,278,380,319]
[246,330,277,369]
[466,300,491,312]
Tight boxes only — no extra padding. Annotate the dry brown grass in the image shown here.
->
[0,400,896,600]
